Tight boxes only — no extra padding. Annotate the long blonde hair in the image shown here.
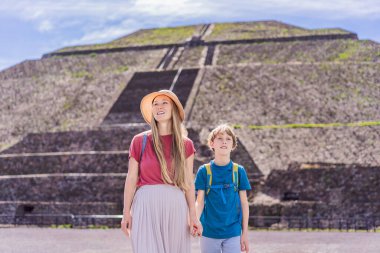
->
[150,98,189,190]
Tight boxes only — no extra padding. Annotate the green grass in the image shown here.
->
[338,52,350,60]
[207,22,350,41]
[251,227,380,232]
[49,224,110,229]
[71,71,92,79]
[88,225,110,229]
[50,224,73,229]
[115,65,129,73]
[117,26,195,45]
[63,101,73,111]
[243,121,380,130]
[57,26,196,53]
[336,41,359,61]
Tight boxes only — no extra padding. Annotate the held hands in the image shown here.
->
[121,213,132,237]
[190,218,203,237]
[240,231,250,252]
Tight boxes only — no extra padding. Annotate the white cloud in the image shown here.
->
[133,0,211,17]
[2,0,379,20]
[0,0,379,71]
[38,20,54,32]
[0,1,379,44]
[226,1,380,19]
[65,20,139,45]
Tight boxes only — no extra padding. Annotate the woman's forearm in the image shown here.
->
[185,154,196,219]
[185,183,197,219]
[123,158,139,215]
[123,176,138,215]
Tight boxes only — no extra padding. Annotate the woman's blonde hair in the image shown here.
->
[150,97,189,190]
[207,124,238,151]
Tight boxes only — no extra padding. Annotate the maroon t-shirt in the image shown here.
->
[129,131,196,186]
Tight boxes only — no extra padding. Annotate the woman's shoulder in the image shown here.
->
[183,135,194,143]
[183,136,195,149]
[132,130,152,141]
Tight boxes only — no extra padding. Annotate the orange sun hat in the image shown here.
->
[140,89,185,124]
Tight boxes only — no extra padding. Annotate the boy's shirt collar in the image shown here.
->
[211,159,233,170]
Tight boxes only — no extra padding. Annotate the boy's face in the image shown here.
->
[210,131,234,156]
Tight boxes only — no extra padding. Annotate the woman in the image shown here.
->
[121,90,202,253]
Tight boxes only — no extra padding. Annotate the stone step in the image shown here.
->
[263,163,380,204]
[1,125,147,154]
[0,201,121,216]
[0,174,126,202]
[0,153,128,175]
[102,68,199,125]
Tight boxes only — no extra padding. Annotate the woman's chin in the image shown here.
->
[154,116,170,123]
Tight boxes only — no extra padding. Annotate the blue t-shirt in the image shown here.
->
[195,160,251,239]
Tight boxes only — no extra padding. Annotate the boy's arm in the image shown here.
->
[194,190,204,236]
[239,190,250,252]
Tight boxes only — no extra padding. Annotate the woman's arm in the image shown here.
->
[239,190,250,252]
[184,154,202,236]
[195,190,205,221]
[121,157,139,237]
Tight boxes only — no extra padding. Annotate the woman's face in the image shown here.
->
[152,95,173,122]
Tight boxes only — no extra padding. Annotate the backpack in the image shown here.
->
[204,162,239,204]
[139,133,148,162]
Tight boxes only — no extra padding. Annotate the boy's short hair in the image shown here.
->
[207,124,238,151]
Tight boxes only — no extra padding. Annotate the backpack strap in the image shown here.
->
[232,163,239,192]
[139,133,148,162]
[205,163,212,195]
[205,162,239,204]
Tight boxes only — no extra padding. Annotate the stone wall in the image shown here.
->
[255,163,380,219]
[0,175,125,203]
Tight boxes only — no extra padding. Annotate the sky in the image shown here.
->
[1,0,380,71]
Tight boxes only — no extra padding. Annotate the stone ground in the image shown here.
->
[0,228,379,253]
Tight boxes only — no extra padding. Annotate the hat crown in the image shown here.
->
[140,90,185,124]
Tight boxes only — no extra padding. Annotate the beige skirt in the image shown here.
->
[131,184,191,253]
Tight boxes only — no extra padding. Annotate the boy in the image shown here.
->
[195,124,251,253]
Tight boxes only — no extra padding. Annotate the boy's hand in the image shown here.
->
[240,231,249,252]
[190,218,203,237]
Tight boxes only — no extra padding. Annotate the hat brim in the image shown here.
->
[140,90,185,124]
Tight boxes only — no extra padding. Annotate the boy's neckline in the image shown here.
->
[212,159,232,168]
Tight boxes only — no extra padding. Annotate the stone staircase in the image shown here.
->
[102,68,199,125]
[251,162,380,228]
[0,125,149,226]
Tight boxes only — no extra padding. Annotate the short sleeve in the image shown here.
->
[194,165,206,191]
[184,138,196,158]
[238,166,252,191]
[129,135,142,162]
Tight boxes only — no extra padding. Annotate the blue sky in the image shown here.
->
[1,0,380,71]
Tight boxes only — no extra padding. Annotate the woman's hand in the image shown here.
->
[121,213,132,237]
[240,230,250,252]
[121,157,139,238]
[190,217,203,237]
